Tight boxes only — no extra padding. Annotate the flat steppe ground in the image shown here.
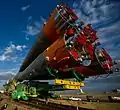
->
[0,92,120,110]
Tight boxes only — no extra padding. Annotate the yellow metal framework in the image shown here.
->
[55,79,84,86]
[63,85,81,90]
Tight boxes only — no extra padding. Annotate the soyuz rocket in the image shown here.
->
[14,3,113,82]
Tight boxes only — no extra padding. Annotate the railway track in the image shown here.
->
[16,98,95,110]
[1,93,120,110]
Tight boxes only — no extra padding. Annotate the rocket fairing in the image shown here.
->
[14,3,113,82]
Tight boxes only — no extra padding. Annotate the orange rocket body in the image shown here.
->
[15,3,113,82]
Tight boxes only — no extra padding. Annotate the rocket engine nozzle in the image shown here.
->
[95,48,113,73]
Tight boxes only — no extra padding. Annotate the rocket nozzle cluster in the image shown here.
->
[64,24,97,61]
[63,22,113,73]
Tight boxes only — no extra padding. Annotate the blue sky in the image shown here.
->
[0,0,63,72]
[0,0,120,91]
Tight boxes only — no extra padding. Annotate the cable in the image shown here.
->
[72,70,82,82]
[46,67,56,78]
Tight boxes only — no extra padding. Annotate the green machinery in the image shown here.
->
[11,80,84,100]
[12,83,37,100]
[11,81,61,100]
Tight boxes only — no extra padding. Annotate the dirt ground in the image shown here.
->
[0,93,120,110]
[49,99,120,110]
[0,93,39,110]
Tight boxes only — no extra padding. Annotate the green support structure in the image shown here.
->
[46,67,58,78]
[46,67,55,77]
[72,70,85,82]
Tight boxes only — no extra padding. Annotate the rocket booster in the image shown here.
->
[19,4,78,72]
[14,3,113,82]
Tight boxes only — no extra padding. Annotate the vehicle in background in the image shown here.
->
[112,89,120,93]
[108,96,120,102]
[69,97,82,101]
[0,90,4,94]
[86,96,100,102]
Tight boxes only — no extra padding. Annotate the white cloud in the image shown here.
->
[0,68,18,75]
[0,55,9,61]
[4,43,15,55]
[25,36,30,40]
[73,2,78,8]
[0,68,19,80]
[0,42,27,62]
[24,16,46,36]
[28,16,32,21]
[34,21,42,29]
[23,24,40,36]
[40,16,46,23]
[96,20,120,46]
[73,0,120,24]
[21,4,30,11]
[16,45,26,51]
[98,20,120,34]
